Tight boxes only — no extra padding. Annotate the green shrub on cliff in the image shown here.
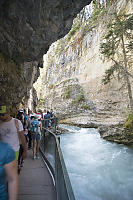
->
[81,105,90,110]
[62,86,72,99]
[124,113,133,130]
[71,94,85,105]
[49,83,54,89]
[38,99,45,105]
[67,23,81,41]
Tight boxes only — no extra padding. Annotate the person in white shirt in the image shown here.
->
[0,105,27,160]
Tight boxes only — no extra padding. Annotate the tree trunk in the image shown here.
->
[125,75,133,112]
[121,35,133,112]
[102,0,107,8]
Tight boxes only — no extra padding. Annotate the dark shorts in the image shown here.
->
[31,133,41,140]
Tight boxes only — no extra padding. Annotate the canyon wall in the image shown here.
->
[0,0,92,112]
[35,0,133,125]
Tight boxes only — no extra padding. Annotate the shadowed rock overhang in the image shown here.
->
[0,0,92,64]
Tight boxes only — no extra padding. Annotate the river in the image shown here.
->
[59,124,133,200]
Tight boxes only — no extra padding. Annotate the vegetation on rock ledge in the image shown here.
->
[124,113,133,131]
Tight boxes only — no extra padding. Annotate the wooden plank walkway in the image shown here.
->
[18,149,57,200]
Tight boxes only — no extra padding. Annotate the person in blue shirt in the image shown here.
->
[44,111,51,128]
[30,115,42,159]
[0,141,18,200]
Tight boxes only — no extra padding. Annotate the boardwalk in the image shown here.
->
[18,150,57,200]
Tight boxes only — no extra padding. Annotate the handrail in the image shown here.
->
[40,120,75,200]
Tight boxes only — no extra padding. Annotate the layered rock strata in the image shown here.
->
[0,0,92,110]
[35,0,133,120]
[35,0,133,145]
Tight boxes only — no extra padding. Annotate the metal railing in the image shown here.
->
[40,119,75,200]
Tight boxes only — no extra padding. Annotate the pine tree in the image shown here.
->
[100,13,133,112]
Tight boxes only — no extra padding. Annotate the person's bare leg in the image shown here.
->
[33,140,37,159]
[36,140,40,159]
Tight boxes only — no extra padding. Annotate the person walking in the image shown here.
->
[30,115,42,159]
[0,140,18,200]
[16,109,27,173]
[27,112,32,149]
[44,111,51,128]
[0,105,27,161]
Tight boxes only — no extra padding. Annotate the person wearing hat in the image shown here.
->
[0,105,27,161]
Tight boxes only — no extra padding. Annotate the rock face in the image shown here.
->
[99,124,133,146]
[0,0,92,110]
[34,0,133,145]
[0,55,39,113]
[0,0,92,64]
[35,0,133,121]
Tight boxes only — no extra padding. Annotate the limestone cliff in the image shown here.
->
[0,0,92,111]
[0,0,92,64]
[34,0,133,145]
[0,54,39,113]
[35,0,133,125]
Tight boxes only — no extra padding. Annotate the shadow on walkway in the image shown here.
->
[18,149,56,200]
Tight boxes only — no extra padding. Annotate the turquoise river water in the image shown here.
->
[59,124,133,200]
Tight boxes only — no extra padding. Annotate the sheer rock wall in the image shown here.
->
[35,0,133,122]
[0,0,92,63]
[0,0,92,111]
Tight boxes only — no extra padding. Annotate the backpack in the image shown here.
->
[31,120,40,134]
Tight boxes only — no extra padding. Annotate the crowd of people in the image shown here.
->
[0,105,55,200]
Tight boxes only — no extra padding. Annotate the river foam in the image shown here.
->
[59,124,133,200]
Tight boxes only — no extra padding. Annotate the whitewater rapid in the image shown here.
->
[59,124,133,200]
